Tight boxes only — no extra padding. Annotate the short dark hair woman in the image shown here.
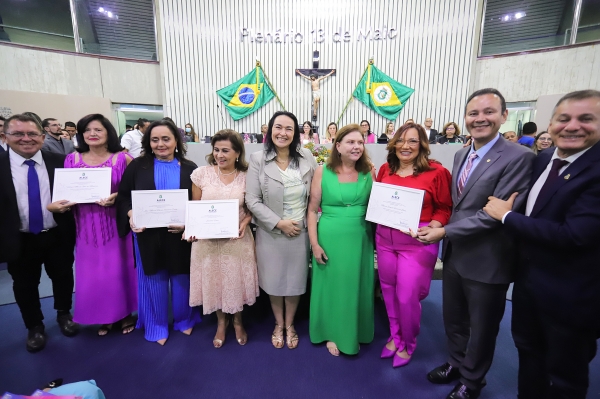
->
[437,122,463,144]
[360,120,376,144]
[116,119,201,345]
[533,131,553,155]
[48,113,137,336]
[188,129,259,348]
[245,111,318,349]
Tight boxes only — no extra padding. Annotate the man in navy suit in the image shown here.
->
[484,90,600,399]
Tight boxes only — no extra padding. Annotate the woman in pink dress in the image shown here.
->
[300,121,320,144]
[64,114,137,335]
[188,129,259,348]
[360,120,377,143]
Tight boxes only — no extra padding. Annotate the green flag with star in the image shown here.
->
[353,63,414,120]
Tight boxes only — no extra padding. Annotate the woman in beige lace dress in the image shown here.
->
[188,130,259,348]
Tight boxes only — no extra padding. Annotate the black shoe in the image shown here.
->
[446,383,481,399]
[427,362,461,384]
[56,313,79,337]
[26,325,47,353]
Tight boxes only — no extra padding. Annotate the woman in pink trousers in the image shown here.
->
[376,123,452,367]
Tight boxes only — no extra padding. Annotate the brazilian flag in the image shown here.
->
[217,65,275,121]
[353,63,414,120]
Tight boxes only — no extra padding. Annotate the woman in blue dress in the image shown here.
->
[117,120,201,345]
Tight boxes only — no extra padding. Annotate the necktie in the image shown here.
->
[531,159,569,215]
[457,153,478,196]
[24,160,44,234]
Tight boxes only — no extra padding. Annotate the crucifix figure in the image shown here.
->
[295,51,336,120]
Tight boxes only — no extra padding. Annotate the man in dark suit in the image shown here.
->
[483,90,600,399]
[424,117,439,143]
[0,115,6,152]
[41,118,75,155]
[256,123,267,144]
[417,88,536,399]
[0,114,78,353]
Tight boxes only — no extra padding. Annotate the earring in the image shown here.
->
[236,157,238,162]
[175,148,179,153]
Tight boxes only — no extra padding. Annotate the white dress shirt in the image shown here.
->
[120,129,144,158]
[457,133,501,187]
[501,146,592,222]
[9,149,57,232]
[525,147,591,216]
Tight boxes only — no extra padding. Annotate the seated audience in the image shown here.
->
[437,122,464,144]
[532,131,553,155]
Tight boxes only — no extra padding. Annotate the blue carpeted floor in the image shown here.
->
[1,280,599,399]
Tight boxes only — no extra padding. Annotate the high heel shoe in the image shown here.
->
[393,351,412,368]
[233,315,248,346]
[381,337,396,359]
[213,317,229,348]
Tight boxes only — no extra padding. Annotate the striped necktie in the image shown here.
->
[457,153,478,196]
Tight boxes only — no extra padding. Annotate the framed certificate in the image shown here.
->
[132,189,188,229]
[366,182,425,233]
[52,168,112,203]
[184,199,239,239]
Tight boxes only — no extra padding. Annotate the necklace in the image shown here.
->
[218,167,237,176]
[275,157,288,164]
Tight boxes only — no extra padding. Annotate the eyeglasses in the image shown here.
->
[5,132,44,138]
[395,139,420,147]
[538,138,552,142]
[360,124,369,127]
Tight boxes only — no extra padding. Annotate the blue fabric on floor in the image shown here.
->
[1,280,598,398]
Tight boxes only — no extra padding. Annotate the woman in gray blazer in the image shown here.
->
[245,111,317,350]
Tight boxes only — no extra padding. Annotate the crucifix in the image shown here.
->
[295,50,335,121]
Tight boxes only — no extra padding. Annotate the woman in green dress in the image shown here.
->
[307,124,376,356]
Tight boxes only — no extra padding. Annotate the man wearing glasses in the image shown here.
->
[41,118,74,155]
[0,114,78,353]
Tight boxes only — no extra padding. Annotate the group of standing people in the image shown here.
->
[1,87,599,399]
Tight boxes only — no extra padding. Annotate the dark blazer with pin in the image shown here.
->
[0,149,75,263]
[428,128,439,143]
[444,137,536,283]
[440,136,536,389]
[504,142,600,329]
[116,156,197,276]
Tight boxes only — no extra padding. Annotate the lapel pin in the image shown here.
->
[564,174,570,180]
[486,159,491,163]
